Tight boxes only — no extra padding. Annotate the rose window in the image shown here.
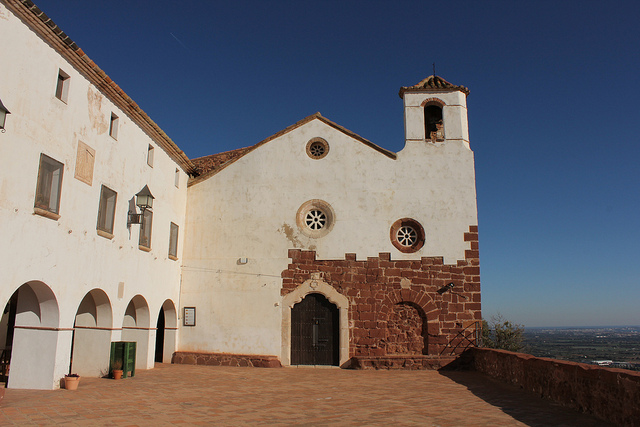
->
[306,138,329,159]
[305,209,327,230]
[296,199,335,238]
[396,225,417,247]
[390,218,425,253]
[309,142,326,158]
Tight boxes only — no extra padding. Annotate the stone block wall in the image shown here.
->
[466,348,640,426]
[172,351,282,368]
[281,226,481,358]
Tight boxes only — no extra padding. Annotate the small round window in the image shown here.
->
[305,209,327,230]
[297,200,335,238]
[396,225,418,247]
[390,218,425,253]
[306,138,329,159]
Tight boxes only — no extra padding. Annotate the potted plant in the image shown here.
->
[64,373,80,390]
[112,360,123,380]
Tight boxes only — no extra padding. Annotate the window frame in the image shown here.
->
[96,185,117,238]
[55,69,70,103]
[147,144,155,167]
[390,218,425,253]
[296,199,335,238]
[305,137,329,160]
[168,222,179,260]
[34,153,64,220]
[138,209,153,250]
[109,112,119,139]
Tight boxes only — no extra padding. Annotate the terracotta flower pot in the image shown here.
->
[112,369,123,380]
[64,375,80,390]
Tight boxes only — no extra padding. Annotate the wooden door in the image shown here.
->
[291,293,339,365]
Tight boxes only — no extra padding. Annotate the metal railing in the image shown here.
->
[440,321,481,356]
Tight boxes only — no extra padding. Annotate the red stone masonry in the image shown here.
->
[172,351,282,368]
[464,348,640,426]
[282,225,481,358]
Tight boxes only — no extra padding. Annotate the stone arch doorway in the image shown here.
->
[71,289,112,377]
[291,293,339,366]
[122,295,151,370]
[282,277,349,366]
[0,281,61,389]
[154,299,177,363]
[385,302,428,355]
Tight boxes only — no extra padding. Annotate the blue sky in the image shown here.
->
[33,0,639,327]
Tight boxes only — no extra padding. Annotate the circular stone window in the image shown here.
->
[306,137,329,159]
[296,199,335,238]
[390,218,425,253]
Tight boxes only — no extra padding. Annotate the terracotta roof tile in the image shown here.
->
[399,75,469,97]
[191,147,252,177]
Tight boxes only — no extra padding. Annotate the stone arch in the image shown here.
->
[381,289,440,355]
[154,299,178,363]
[386,301,428,355]
[74,288,113,329]
[2,281,62,389]
[122,295,152,370]
[71,289,113,377]
[123,295,150,329]
[281,276,349,366]
[420,97,446,108]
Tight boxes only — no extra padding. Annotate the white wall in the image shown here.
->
[0,3,187,388]
[181,116,478,359]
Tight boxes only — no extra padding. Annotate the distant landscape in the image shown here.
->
[523,326,640,371]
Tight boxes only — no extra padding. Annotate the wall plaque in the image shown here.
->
[183,307,196,326]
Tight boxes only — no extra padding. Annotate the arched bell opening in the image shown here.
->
[424,104,444,142]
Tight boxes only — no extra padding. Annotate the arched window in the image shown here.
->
[424,104,444,142]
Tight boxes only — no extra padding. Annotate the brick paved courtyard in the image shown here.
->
[0,363,610,426]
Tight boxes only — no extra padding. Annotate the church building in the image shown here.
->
[0,0,480,389]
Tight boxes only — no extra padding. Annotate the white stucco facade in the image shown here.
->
[180,97,477,361]
[0,0,480,388]
[0,1,190,389]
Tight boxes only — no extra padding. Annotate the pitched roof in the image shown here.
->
[189,112,397,187]
[4,0,197,175]
[398,75,470,98]
[191,146,252,178]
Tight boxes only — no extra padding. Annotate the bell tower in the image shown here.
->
[399,75,470,145]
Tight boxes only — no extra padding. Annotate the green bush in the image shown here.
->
[481,314,525,352]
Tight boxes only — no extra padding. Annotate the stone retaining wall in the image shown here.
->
[349,355,456,370]
[464,348,640,426]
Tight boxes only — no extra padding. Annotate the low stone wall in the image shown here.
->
[172,352,282,368]
[349,355,456,370]
[464,348,640,426]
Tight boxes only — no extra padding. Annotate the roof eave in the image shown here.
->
[3,0,197,175]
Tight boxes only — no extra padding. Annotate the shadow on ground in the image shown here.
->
[438,370,612,427]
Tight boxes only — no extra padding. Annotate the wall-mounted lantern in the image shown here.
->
[128,185,154,225]
[0,97,11,132]
[437,282,455,295]
[437,282,469,299]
